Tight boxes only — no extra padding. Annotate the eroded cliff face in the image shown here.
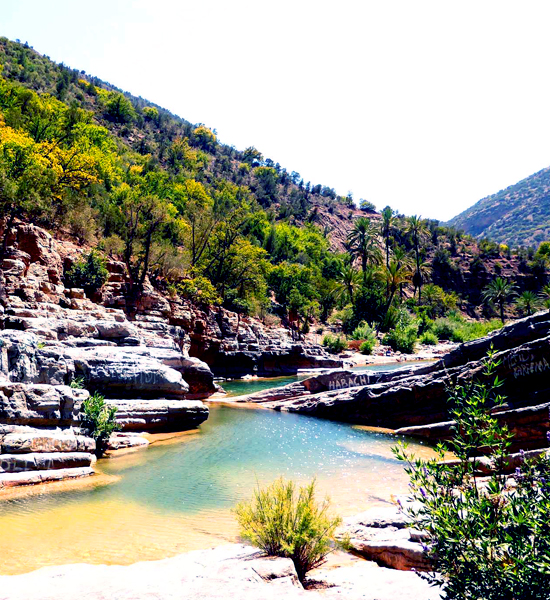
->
[1,221,343,381]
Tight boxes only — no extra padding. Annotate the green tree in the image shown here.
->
[516,289,538,316]
[380,206,395,269]
[104,92,136,124]
[406,215,428,301]
[347,217,382,279]
[482,277,518,323]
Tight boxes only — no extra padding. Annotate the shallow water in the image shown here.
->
[0,403,435,575]
[221,361,416,397]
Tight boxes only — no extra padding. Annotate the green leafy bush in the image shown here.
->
[394,351,550,599]
[64,251,109,297]
[419,331,438,345]
[349,322,375,341]
[80,392,120,457]
[322,334,347,354]
[359,339,375,355]
[177,276,221,306]
[382,310,418,353]
[234,478,342,581]
[434,313,502,343]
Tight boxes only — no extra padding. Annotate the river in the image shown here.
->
[0,363,434,575]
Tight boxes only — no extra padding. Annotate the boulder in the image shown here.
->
[107,347,216,397]
[66,347,190,399]
[340,506,431,572]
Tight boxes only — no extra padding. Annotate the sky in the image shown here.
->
[2,0,550,221]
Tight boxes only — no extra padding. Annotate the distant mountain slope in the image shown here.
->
[447,167,550,247]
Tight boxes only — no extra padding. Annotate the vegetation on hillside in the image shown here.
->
[447,166,550,247]
[1,38,549,348]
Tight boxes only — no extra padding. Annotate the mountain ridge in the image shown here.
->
[447,165,550,247]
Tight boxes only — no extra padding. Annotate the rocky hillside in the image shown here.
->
[447,166,550,247]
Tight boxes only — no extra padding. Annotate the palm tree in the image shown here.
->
[380,206,394,269]
[336,263,362,305]
[382,257,411,318]
[347,217,382,280]
[405,215,428,301]
[516,290,538,316]
[538,284,550,310]
[482,277,518,323]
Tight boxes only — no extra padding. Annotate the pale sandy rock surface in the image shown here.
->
[0,544,441,600]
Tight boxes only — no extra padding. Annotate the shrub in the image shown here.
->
[177,276,221,307]
[64,251,109,297]
[383,325,417,353]
[382,310,418,353]
[234,478,342,581]
[393,350,550,599]
[349,322,375,341]
[322,334,347,354]
[419,331,438,345]
[434,314,502,343]
[359,339,375,355]
[80,392,119,457]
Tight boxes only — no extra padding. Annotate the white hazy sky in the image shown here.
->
[3,0,550,220]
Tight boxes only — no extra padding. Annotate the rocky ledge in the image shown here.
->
[240,312,550,453]
[0,543,441,600]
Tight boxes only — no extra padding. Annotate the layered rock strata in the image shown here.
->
[0,425,96,489]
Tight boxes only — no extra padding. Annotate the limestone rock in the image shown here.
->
[107,399,208,431]
[0,544,440,600]
[66,347,190,399]
[1,431,95,454]
[0,383,87,427]
[0,451,95,472]
[0,466,93,489]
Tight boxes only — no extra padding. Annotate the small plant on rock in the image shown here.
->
[393,350,550,599]
[234,478,342,581]
[80,392,119,457]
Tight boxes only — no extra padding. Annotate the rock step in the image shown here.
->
[107,399,209,432]
[395,401,550,452]
[348,538,431,572]
[0,452,95,473]
[1,432,95,454]
[0,466,94,488]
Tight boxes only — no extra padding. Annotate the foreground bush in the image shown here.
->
[80,392,119,457]
[234,478,341,581]
[393,350,550,599]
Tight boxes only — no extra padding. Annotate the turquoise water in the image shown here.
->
[221,361,417,397]
[0,403,435,575]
